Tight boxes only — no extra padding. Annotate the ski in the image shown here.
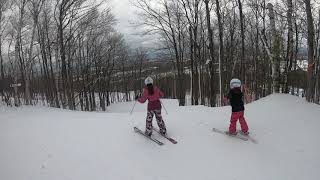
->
[238,131,258,144]
[134,127,164,146]
[212,128,248,141]
[152,127,178,144]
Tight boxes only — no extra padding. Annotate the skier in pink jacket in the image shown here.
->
[136,77,167,136]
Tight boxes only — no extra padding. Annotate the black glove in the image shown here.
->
[135,95,140,100]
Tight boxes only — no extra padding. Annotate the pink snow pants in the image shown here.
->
[146,109,166,135]
[229,111,249,133]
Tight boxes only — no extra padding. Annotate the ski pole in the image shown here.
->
[130,101,137,115]
[161,100,168,115]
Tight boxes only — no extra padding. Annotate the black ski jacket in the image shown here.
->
[227,88,245,112]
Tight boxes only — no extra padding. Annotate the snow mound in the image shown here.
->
[0,94,319,180]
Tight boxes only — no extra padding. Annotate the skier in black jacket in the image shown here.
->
[225,79,249,135]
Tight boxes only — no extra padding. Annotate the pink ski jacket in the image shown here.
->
[138,86,164,111]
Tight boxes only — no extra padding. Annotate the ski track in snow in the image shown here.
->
[0,94,320,180]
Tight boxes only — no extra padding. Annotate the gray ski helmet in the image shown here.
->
[144,76,153,85]
[230,78,241,89]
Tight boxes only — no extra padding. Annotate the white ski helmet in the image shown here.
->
[230,78,241,89]
[144,76,153,85]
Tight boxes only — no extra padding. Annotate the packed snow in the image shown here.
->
[0,94,320,180]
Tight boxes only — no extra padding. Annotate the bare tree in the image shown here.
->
[284,0,294,93]
[215,0,224,104]
[304,0,315,102]
[204,0,216,107]
[238,0,246,82]
[14,0,28,105]
[0,0,10,80]
[268,3,280,93]
[133,0,187,105]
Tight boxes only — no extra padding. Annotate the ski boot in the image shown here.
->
[160,129,167,136]
[145,130,152,137]
[240,131,249,136]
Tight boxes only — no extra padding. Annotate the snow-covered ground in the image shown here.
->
[0,94,320,180]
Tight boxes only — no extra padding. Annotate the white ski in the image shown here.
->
[212,128,248,141]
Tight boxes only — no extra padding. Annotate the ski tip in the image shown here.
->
[169,138,178,144]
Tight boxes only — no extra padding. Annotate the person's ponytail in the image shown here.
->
[147,84,154,95]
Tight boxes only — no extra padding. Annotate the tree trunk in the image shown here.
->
[189,26,194,105]
[26,10,39,105]
[216,0,224,105]
[268,3,280,93]
[204,0,216,107]
[238,0,246,82]
[0,9,4,80]
[315,10,320,103]
[304,0,315,102]
[284,0,294,93]
[58,4,68,108]
[193,1,199,105]
[15,0,27,106]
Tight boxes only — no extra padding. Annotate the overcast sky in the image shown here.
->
[110,0,157,49]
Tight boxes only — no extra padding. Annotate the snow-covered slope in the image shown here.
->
[0,94,319,180]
